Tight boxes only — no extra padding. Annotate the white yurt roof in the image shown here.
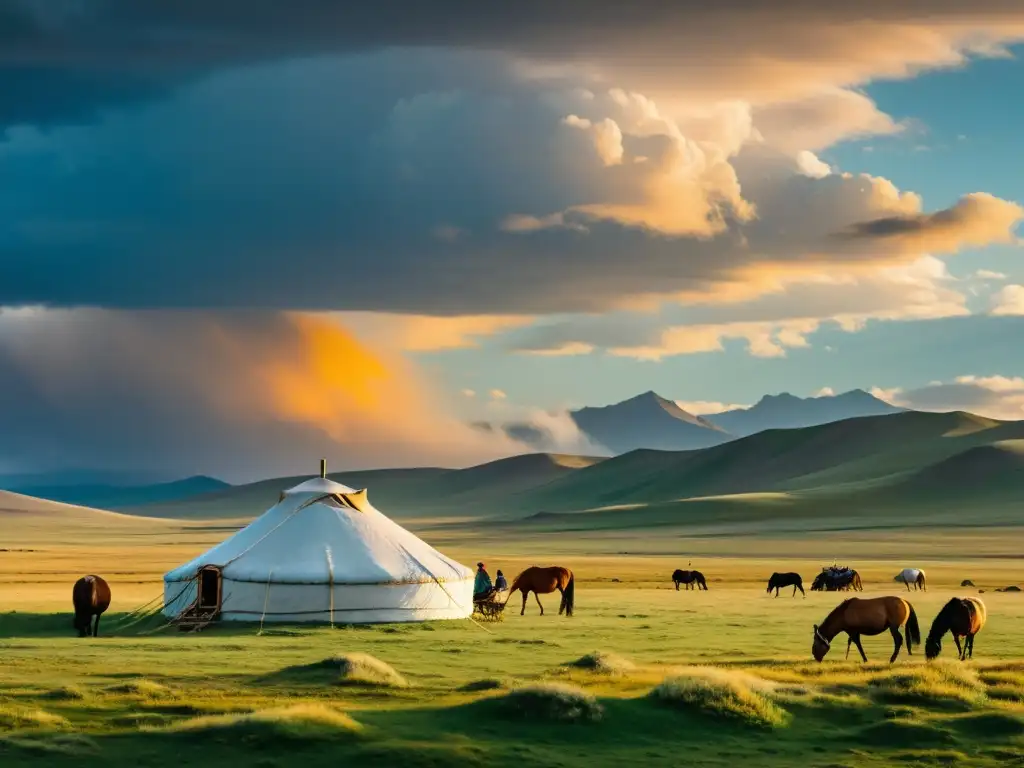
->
[165,474,472,586]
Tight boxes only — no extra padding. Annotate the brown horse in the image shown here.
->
[926,597,987,660]
[72,575,111,637]
[672,569,708,591]
[506,566,575,616]
[812,596,920,664]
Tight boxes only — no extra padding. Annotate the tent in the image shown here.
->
[162,468,474,624]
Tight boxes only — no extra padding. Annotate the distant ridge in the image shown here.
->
[125,409,1024,534]
[570,391,730,453]
[13,475,230,510]
[704,389,905,436]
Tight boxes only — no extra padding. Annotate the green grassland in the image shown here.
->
[2,410,1024,766]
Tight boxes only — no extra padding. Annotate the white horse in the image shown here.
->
[895,567,926,591]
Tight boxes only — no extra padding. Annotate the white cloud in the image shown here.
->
[815,387,835,397]
[991,284,1024,316]
[461,388,476,398]
[489,389,508,400]
[973,269,1007,281]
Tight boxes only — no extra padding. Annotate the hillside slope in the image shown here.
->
[129,453,606,520]
[13,475,230,510]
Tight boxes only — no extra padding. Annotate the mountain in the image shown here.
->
[569,391,731,453]
[13,475,230,510]
[705,389,905,436]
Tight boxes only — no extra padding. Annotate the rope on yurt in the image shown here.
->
[326,549,335,630]
[257,570,274,636]
[397,543,494,635]
[219,493,327,571]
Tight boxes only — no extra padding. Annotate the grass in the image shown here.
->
[270,653,408,688]
[568,651,636,675]
[3,470,1024,766]
[160,704,363,741]
[492,683,603,723]
[650,667,790,728]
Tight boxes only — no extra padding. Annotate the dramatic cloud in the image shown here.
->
[0,54,1017,318]
[0,309,526,480]
[502,257,970,360]
[878,375,1024,421]
[4,2,1024,126]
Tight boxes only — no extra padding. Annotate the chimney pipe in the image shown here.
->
[320,459,326,479]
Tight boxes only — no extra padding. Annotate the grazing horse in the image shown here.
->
[926,597,987,660]
[895,568,927,591]
[767,572,805,598]
[811,569,863,592]
[672,569,708,591]
[812,596,920,664]
[506,566,575,617]
[72,575,111,638]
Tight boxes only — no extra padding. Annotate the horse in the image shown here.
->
[767,572,805,598]
[72,575,111,638]
[925,597,987,661]
[894,568,927,591]
[812,596,920,664]
[811,569,862,592]
[672,569,708,591]
[506,566,575,617]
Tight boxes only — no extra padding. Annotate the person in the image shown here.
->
[473,562,493,601]
[494,569,508,592]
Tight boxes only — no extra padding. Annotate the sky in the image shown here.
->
[1,2,1024,480]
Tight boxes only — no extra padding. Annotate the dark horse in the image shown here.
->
[812,596,920,664]
[811,569,863,592]
[72,575,111,637]
[767,572,805,598]
[506,566,575,616]
[926,597,987,661]
[672,569,708,591]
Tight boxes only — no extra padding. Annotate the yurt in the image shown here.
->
[162,463,474,624]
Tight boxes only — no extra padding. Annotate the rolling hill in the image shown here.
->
[129,409,1024,535]
[10,475,230,510]
[127,453,606,519]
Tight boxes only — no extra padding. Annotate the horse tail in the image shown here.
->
[560,571,575,617]
[504,571,526,602]
[919,571,926,591]
[906,603,921,649]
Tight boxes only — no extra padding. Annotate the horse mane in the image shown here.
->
[819,598,854,634]
[927,598,962,640]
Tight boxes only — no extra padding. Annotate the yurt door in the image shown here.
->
[198,566,222,611]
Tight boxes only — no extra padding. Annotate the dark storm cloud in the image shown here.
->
[2,1,1024,125]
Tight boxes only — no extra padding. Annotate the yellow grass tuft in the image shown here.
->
[496,682,603,723]
[0,704,69,730]
[103,679,172,698]
[650,667,790,728]
[272,652,408,688]
[869,661,986,708]
[568,651,636,675]
[161,704,362,740]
